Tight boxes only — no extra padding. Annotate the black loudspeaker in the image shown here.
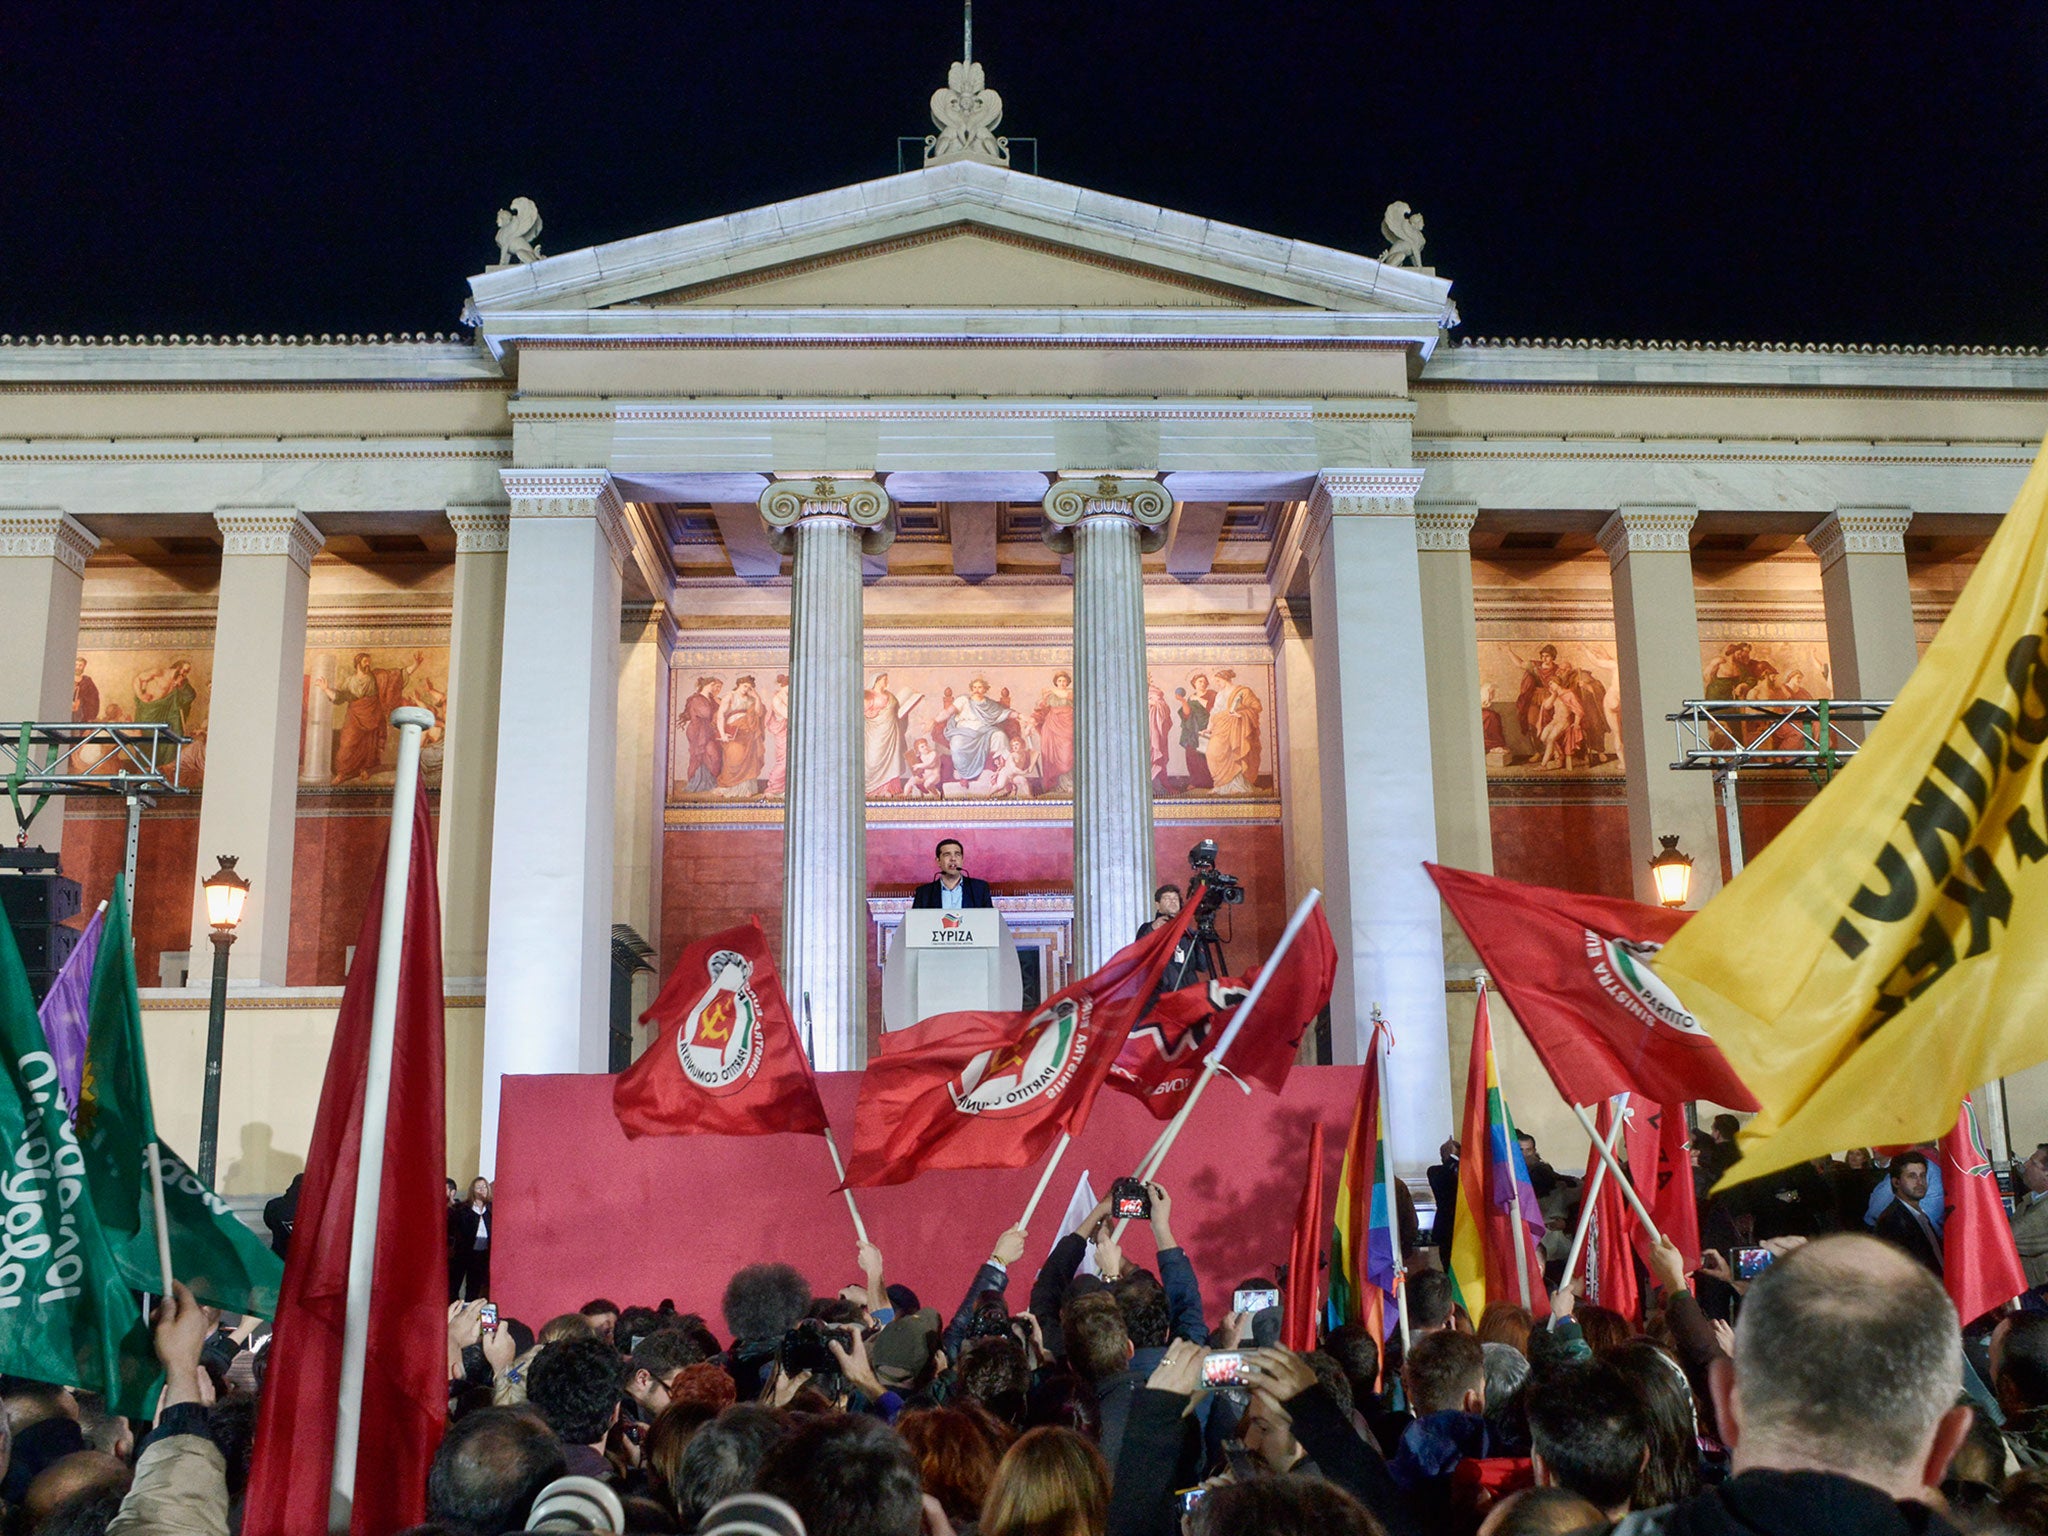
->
[0,850,86,1002]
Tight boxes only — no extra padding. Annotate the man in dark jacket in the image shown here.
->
[263,1174,302,1261]
[446,1177,479,1302]
[1871,1152,1944,1279]
[910,838,994,908]
[1610,1234,1972,1536]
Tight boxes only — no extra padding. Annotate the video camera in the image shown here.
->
[1187,839,1244,914]
[778,1318,858,1376]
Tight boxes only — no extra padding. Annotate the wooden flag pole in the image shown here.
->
[1570,1101,1664,1247]
[1108,890,1324,1242]
[1019,1133,1074,1231]
[330,706,433,1532]
[1561,1094,1630,1289]
[820,1127,870,1246]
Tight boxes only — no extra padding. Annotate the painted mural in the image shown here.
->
[669,660,1276,802]
[301,646,450,787]
[72,646,215,785]
[1478,639,1625,775]
[1696,637,1831,749]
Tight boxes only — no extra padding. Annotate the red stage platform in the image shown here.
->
[492,1067,1368,1330]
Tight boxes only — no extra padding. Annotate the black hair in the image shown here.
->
[525,1339,624,1445]
[723,1263,812,1345]
[2000,1314,2048,1409]
[1889,1149,1931,1184]
[1153,884,1179,905]
[208,1395,261,1501]
[632,1328,706,1382]
[1113,1274,1170,1350]
[37,1486,129,1536]
[1525,1362,1652,1513]
[885,1283,920,1315]
[756,1413,925,1536]
[671,1406,789,1527]
[1405,1330,1485,1417]
[425,1406,569,1536]
[1189,1476,1381,1536]
[935,838,963,858]
[1407,1269,1455,1331]
[1322,1324,1381,1407]
[581,1297,621,1317]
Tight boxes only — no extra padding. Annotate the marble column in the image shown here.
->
[1305,472,1452,1174]
[1807,507,1918,701]
[0,511,97,854]
[1601,505,1722,906]
[1416,504,1491,983]
[615,601,675,1057]
[1269,598,1323,912]
[191,510,324,984]
[438,505,508,986]
[1044,476,1172,972]
[760,477,893,1070]
[481,472,629,1171]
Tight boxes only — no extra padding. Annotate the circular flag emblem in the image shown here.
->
[950,1000,1090,1118]
[1586,933,1708,1038]
[677,950,764,1096]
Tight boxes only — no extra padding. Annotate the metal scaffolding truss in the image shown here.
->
[4,722,193,900]
[1665,698,1893,876]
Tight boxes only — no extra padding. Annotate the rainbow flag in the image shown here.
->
[1449,981,1549,1321]
[1328,1026,1400,1355]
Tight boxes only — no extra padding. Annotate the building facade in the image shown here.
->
[4,155,2045,1187]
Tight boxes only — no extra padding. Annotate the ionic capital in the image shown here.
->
[215,508,324,573]
[1597,505,1697,566]
[500,470,633,570]
[0,510,98,576]
[1415,503,1480,552]
[447,504,511,554]
[1807,507,1911,571]
[758,476,894,557]
[1042,474,1172,555]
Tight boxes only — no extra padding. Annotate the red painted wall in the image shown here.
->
[1488,799,1635,898]
[58,806,201,986]
[286,801,441,985]
[660,828,786,979]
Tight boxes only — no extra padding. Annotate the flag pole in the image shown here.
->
[1570,1101,1664,1246]
[801,994,870,1245]
[1372,1012,1412,1354]
[329,706,433,1531]
[1108,890,1322,1241]
[1019,1132,1073,1230]
[1561,1094,1629,1292]
[105,888,173,1298]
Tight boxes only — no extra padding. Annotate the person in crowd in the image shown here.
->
[524,1337,624,1480]
[1833,1148,1886,1233]
[1865,1146,1946,1236]
[1407,1270,1458,1336]
[626,1329,709,1422]
[2014,1143,2048,1291]
[1429,1139,1461,1266]
[1389,1329,1494,1526]
[447,1176,480,1302]
[1476,1486,1606,1536]
[580,1298,621,1345]
[463,1177,495,1301]
[1523,1361,1651,1522]
[1604,1339,1704,1508]
[1481,1342,1533,1456]
[1324,1324,1390,1449]
[1609,1233,1972,1535]
[1995,1313,2048,1470]
[1188,1475,1387,1536]
[722,1263,812,1400]
[425,1407,569,1535]
[755,1414,926,1536]
[982,1425,1109,1536]
[263,1172,301,1261]
[896,1406,1007,1528]
[1710,1114,1741,1146]
[669,1406,787,1529]
[1871,1150,1945,1277]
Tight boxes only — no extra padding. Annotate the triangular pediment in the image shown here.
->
[467,160,1455,347]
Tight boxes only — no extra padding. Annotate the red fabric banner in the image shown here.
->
[1941,1099,2029,1325]
[1427,863,1757,1111]
[615,919,827,1139]
[842,904,1195,1188]
[243,794,446,1536]
[1624,1098,1703,1271]
[1109,907,1337,1119]
[1282,1119,1327,1353]
[1581,1101,1640,1322]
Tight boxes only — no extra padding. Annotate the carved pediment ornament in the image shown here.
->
[926,60,1009,167]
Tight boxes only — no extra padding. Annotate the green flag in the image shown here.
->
[77,883,284,1318]
[0,902,158,1416]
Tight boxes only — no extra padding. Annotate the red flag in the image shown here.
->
[1624,1099,1702,1270]
[1282,1119,1327,1353]
[1427,863,1757,1111]
[244,794,445,1536]
[614,920,828,1139]
[1109,908,1338,1119]
[1580,1102,1640,1323]
[1941,1098,2029,1325]
[841,904,1196,1188]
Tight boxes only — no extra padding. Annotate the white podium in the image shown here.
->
[881,909,1024,1032]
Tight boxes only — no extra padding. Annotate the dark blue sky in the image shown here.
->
[7,3,2046,344]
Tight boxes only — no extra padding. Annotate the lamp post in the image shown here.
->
[197,855,250,1188]
[1648,834,1695,909]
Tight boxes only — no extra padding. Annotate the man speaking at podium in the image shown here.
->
[911,838,993,910]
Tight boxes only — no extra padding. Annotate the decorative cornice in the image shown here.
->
[1041,475,1172,555]
[1415,503,1479,552]
[757,476,894,557]
[214,509,324,572]
[0,510,98,575]
[499,470,632,570]
[1306,470,1426,520]
[1806,507,1912,570]
[446,504,510,554]
[1597,505,1698,564]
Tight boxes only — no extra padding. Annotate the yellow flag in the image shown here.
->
[1656,436,2048,1185]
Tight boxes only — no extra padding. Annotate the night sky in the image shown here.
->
[8,4,2047,346]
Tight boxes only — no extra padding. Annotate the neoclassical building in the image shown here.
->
[4,129,2045,1187]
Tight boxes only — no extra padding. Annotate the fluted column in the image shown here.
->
[481,472,629,1171]
[1045,476,1171,971]
[761,477,894,1069]
[192,510,324,983]
[0,511,97,855]
[1305,471,1451,1175]
[1416,504,1491,971]
[1601,505,1721,906]
[1807,507,1917,701]
[439,505,508,985]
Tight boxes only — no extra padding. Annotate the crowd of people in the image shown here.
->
[7,1136,2048,1536]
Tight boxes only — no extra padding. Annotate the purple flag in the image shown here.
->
[38,905,104,1121]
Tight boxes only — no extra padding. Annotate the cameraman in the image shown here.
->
[1142,883,1212,987]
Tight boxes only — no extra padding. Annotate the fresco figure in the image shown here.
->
[1147,680,1172,792]
[1177,674,1213,790]
[314,651,424,785]
[1205,668,1263,793]
[134,660,198,737]
[1513,644,1561,742]
[765,674,790,797]
[863,672,924,796]
[72,657,98,723]
[942,678,1017,783]
[680,677,724,794]
[1536,676,1586,770]
[717,675,767,794]
[1032,671,1076,793]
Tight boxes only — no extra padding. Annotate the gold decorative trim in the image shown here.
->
[0,447,510,464]
[0,380,507,396]
[1413,379,2048,403]
[140,993,484,1011]
[663,796,1282,830]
